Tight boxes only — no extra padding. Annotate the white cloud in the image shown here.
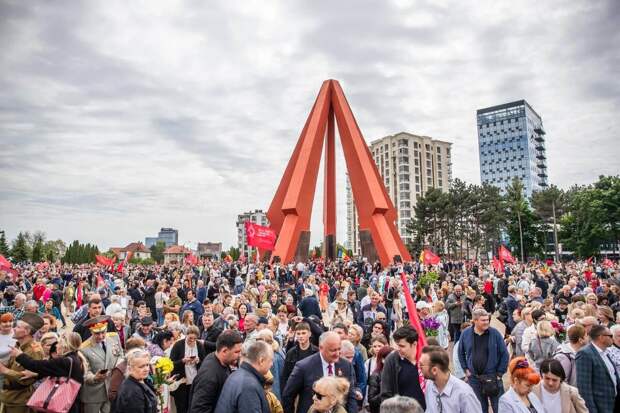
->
[0,0,618,250]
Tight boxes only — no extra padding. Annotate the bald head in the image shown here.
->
[319,331,341,363]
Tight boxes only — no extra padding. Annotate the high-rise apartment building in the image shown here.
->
[145,227,178,248]
[237,209,269,257]
[477,100,548,197]
[346,132,452,255]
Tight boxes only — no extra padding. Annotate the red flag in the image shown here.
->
[0,255,11,270]
[115,251,132,273]
[95,255,112,266]
[492,256,504,273]
[185,253,198,266]
[398,272,427,389]
[421,249,440,265]
[499,245,515,264]
[245,221,277,250]
[602,258,614,268]
[586,256,593,265]
[36,262,49,272]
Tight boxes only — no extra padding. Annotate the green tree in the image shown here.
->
[560,183,609,258]
[531,185,566,261]
[0,231,9,256]
[150,241,166,264]
[31,238,44,262]
[504,178,545,260]
[228,247,240,261]
[10,232,30,262]
[594,175,620,255]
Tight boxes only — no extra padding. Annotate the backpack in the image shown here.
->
[553,349,576,384]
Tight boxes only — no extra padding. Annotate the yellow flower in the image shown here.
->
[155,357,174,375]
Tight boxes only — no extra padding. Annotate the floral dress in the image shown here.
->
[435,309,450,349]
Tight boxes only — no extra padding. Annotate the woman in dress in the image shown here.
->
[432,300,449,349]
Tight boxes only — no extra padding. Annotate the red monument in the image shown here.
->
[266,80,411,266]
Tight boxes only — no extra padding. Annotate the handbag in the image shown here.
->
[478,373,501,397]
[27,356,82,413]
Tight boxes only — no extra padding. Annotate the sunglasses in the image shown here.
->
[313,389,327,400]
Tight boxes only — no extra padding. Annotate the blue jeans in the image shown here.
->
[468,377,502,413]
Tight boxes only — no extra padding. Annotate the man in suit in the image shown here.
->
[74,297,116,341]
[80,315,124,413]
[576,324,619,413]
[283,331,357,413]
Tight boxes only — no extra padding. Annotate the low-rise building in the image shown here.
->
[163,245,192,265]
[197,242,222,259]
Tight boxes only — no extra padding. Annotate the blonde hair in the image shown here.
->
[314,376,350,405]
[536,320,555,338]
[433,301,445,312]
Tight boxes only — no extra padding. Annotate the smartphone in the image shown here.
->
[190,355,197,360]
[98,369,108,375]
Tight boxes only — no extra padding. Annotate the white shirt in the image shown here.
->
[540,386,562,413]
[424,375,482,413]
[184,342,199,385]
[320,353,335,377]
[593,343,617,391]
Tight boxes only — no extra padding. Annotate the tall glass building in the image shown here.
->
[477,100,548,197]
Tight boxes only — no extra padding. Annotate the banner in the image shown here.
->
[499,245,515,264]
[420,249,440,265]
[0,255,11,269]
[399,272,427,390]
[245,221,277,250]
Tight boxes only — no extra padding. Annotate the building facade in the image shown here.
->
[346,132,452,255]
[145,227,179,248]
[197,242,222,259]
[237,210,269,258]
[477,100,548,197]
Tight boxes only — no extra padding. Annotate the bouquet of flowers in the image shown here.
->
[421,317,441,337]
[550,320,566,342]
[152,356,174,412]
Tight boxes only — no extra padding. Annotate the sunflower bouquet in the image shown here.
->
[152,357,174,412]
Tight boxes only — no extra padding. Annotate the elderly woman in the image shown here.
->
[11,332,85,413]
[308,376,350,413]
[111,312,131,350]
[532,359,588,413]
[109,337,146,403]
[256,328,285,401]
[498,357,544,413]
[114,349,158,413]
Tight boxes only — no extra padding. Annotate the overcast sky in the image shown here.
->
[1,0,618,251]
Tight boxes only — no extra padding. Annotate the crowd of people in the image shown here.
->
[0,256,618,413]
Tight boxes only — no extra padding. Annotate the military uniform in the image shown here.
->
[80,326,124,413]
[0,337,44,413]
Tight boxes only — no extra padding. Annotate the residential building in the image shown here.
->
[237,210,269,258]
[163,245,192,265]
[145,227,179,248]
[477,100,548,197]
[346,132,453,255]
[197,242,222,259]
[111,242,151,260]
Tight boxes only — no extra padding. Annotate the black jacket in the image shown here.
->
[199,325,223,354]
[280,343,318,394]
[188,353,231,413]
[170,339,207,379]
[114,376,158,413]
[380,351,425,409]
[16,352,84,413]
[367,372,382,413]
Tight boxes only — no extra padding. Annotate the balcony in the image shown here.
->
[539,181,548,187]
[534,126,546,135]
[538,171,548,178]
[534,134,544,142]
[536,152,546,160]
[535,143,545,151]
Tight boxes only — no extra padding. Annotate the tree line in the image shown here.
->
[406,175,619,261]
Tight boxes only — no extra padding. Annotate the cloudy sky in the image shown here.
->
[1,0,618,251]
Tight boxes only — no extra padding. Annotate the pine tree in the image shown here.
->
[0,231,9,256]
[11,232,30,263]
[31,238,44,262]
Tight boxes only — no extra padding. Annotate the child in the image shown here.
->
[432,300,449,349]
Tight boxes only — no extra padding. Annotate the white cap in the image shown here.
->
[416,300,431,310]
